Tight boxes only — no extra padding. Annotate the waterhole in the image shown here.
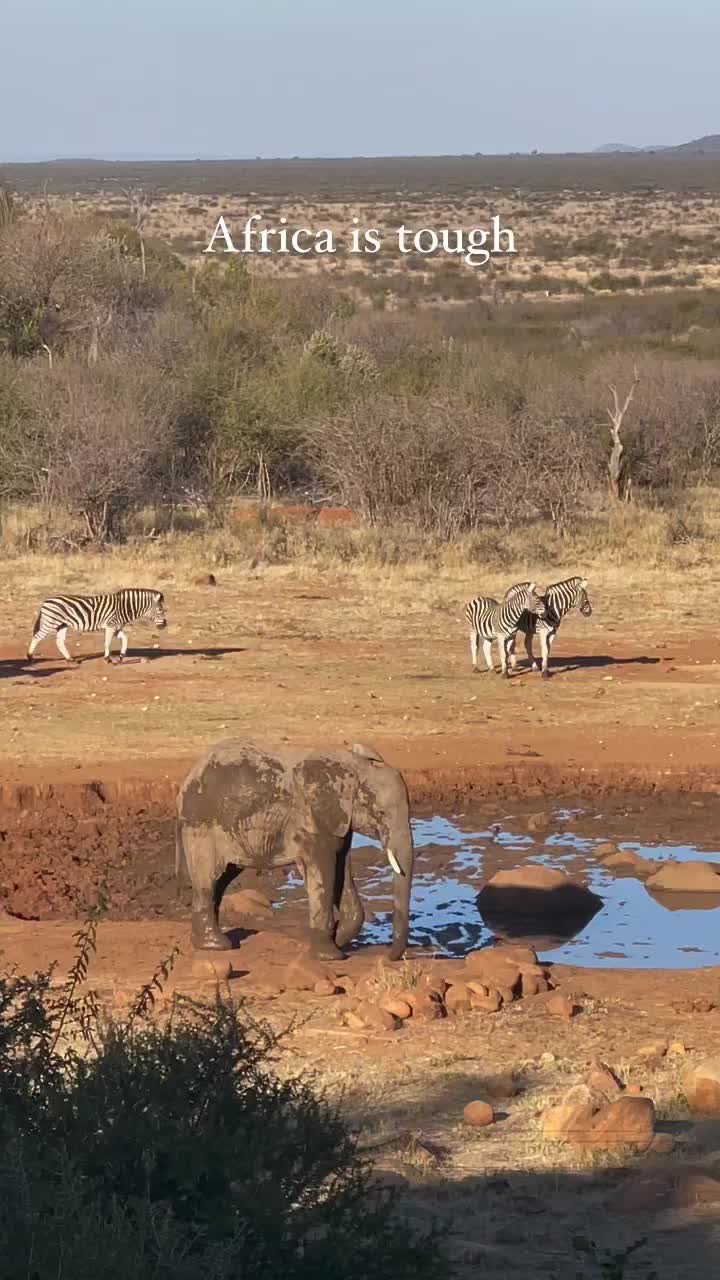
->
[274,808,720,969]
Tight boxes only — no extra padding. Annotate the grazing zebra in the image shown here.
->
[504,576,591,679]
[27,589,167,664]
[465,583,547,678]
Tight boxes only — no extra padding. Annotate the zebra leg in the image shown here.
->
[104,626,116,662]
[56,627,78,664]
[118,630,129,658]
[26,628,48,660]
[499,634,511,679]
[508,635,518,670]
[540,630,550,679]
[525,632,538,671]
[470,629,479,672]
[482,638,494,672]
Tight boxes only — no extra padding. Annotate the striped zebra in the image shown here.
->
[465,583,547,677]
[504,576,591,679]
[27,589,167,664]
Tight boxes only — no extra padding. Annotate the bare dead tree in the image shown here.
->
[122,186,153,280]
[606,367,639,502]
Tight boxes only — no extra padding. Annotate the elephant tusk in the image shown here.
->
[386,847,404,876]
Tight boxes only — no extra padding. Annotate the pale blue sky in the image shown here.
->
[2,0,718,159]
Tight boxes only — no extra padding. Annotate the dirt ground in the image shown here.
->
[3,554,720,1276]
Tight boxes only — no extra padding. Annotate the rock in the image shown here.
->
[521,971,549,998]
[470,990,502,1014]
[543,1096,596,1143]
[646,861,720,893]
[477,866,603,918]
[595,842,618,857]
[673,1172,720,1206]
[224,887,274,917]
[313,979,338,997]
[380,996,413,1020]
[609,1175,670,1214]
[601,849,652,876]
[348,1002,398,1033]
[283,955,337,992]
[464,950,522,993]
[587,1096,655,1152]
[466,981,489,998]
[194,573,217,586]
[463,1101,494,1128]
[496,985,516,1006]
[399,990,444,1021]
[625,1084,644,1096]
[683,1059,720,1115]
[649,1133,675,1156]
[539,1052,556,1066]
[547,993,577,1019]
[482,1074,520,1100]
[445,983,473,1014]
[527,811,551,832]
[668,1041,687,1056]
[587,1061,624,1099]
[635,1040,669,1062]
[191,954,233,982]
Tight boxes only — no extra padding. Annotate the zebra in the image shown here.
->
[27,589,167,665]
[504,576,591,679]
[465,583,547,678]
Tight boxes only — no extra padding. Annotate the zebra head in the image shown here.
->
[578,578,592,617]
[148,591,167,629]
[522,582,548,620]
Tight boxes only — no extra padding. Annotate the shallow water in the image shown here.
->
[277,810,720,969]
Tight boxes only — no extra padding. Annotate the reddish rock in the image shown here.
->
[547,993,577,1019]
[646,861,720,893]
[349,1002,398,1033]
[482,1074,520,1100]
[313,979,338,997]
[283,955,336,992]
[467,981,489,998]
[527,811,551,832]
[463,1101,494,1128]
[587,1061,624,1100]
[673,1172,720,1207]
[193,573,217,586]
[445,983,473,1014]
[635,1040,669,1062]
[521,971,547,998]
[224,887,274,918]
[601,849,651,875]
[381,996,413,1020]
[649,1134,675,1156]
[543,1096,596,1143]
[595,842,618,857]
[496,985,516,1006]
[587,1096,655,1152]
[477,867,602,920]
[470,990,502,1014]
[683,1059,720,1115]
[191,954,233,982]
[399,990,444,1021]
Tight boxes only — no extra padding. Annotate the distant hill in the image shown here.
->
[666,134,720,153]
[594,143,642,154]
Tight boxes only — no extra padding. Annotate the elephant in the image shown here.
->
[175,739,415,960]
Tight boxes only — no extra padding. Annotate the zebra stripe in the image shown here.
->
[465,582,547,678]
[504,576,591,678]
[27,588,167,664]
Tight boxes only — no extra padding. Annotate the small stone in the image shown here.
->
[547,993,577,1019]
[625,1083,644,1095]
[496,985,516,1006]
[313,979,338,997]
[351,1002,399,1033]
[445,983,473,1014]
[470,990,502,1014]
[401,990,444,1021]
[224,887,274,917]
[587,1061,623,1099]
[463,1101,494,1128]
[647,861,720,893]
[283,955,336,992]
[539,1052,556,1066]
[635,1040,669,1062]
[482,1074,520,1100]
[194,573,217,586]
[649,1133,675,1156]
[587,1096,655,1152]
[527,811,551,832]
[191,954,232,982]
[683,1058,720,1115]
[521,971,546,998]
[668,1041,687,1056]
[381,996,413,1020]
[595,842,618,856]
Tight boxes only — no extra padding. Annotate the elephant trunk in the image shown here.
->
[386,828,413,961]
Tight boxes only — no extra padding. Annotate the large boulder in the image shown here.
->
[682,1059,720,1115]
[646,860,720,894]
[476,866,603,944]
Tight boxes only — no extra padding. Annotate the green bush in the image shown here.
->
[0,929,445,1280]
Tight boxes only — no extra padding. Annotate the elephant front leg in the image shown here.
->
[304,855,345,960]
[334,844,364,950]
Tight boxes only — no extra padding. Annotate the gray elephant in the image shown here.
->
[175,740,414,960]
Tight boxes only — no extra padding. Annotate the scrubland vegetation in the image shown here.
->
[2,177,720,574]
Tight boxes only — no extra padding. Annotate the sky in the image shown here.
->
[2,0,719,160]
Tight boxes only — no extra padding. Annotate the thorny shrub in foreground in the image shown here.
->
[0,917,446,1280]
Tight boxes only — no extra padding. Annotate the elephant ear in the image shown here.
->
[348,741,385,764]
